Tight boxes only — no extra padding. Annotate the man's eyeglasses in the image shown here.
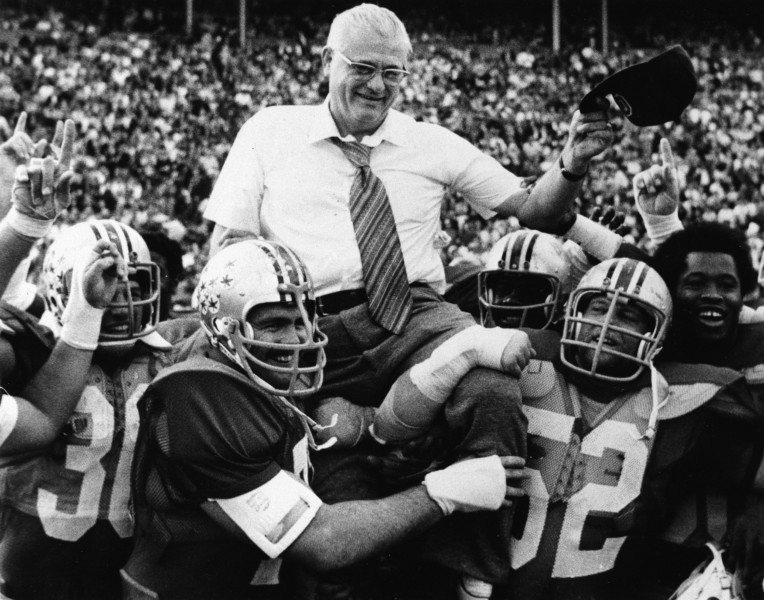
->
[332,49,409,85]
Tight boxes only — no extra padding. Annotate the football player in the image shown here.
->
[122,239,527,600]
[492,257,764,600]
[631,138,764,596]
[478,229,572,331]
[0,219,174,600]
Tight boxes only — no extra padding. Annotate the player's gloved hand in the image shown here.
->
[423,455,526,516]
[311,397,376,448]
[61,239,126,350]
[590,205,629,237]
[6,119,76,239]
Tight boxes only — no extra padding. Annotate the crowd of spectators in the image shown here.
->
[1,6,763,310]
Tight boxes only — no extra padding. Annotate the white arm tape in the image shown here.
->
[423,455,505,516]
[565,215,622,261]
[213,470,323,558]
[639,210,683,246]
[0,394,19,449]
[5,206,53,239]
[410,325,521,403]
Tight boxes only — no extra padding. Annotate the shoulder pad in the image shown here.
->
[656,362,745,420]
[151,356,253,391]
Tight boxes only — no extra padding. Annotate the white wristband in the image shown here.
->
[565,215,622,261]
[640,210,683,246]
[60,248,105,351]
[61,304,104,351]
[5,206,53,239]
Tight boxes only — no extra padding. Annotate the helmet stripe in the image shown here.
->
[521,232,539,270]
[605,258,622,290]
[625,260,649,295]
[258,243,288,302]
[507,231,528,270]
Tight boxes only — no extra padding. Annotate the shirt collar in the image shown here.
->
[308,98,413,148]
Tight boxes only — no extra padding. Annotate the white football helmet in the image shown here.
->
[196,239,327,398]
[561,257,672,382]
[479,229,571,330]
[670,543,747,600]
[42,220,161,347]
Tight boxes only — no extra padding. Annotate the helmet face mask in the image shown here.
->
[561,258,672,383]
[43,220,161,347]
[197,239,327,398]
[480,230,571,331]
[479,270,560,330]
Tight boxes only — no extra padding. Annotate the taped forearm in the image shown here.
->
[565,215,623,261]
[371,326,521,443]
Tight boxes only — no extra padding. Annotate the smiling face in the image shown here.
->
[574,294,654,378]
[675,251,742,345]
[101,279,145,337]
[323,27,409,139]
[244,302,310,391]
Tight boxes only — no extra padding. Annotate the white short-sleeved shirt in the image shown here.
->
[204,101,521,295]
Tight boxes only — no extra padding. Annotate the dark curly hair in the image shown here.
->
[652,222,757,298]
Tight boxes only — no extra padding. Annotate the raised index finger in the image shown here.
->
[57,119,76,170]
[13,111,27,136]
[659,137,675,169]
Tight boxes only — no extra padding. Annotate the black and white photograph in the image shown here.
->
[0,0,762,598]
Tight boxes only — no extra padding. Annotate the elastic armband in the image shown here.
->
[0,394,19,449]
[213,470,323,558]
[565,214,622,261]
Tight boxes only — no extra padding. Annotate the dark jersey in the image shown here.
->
[125,343,313,600]
[659,322,764,549]
[503,330,764,600]
[0,300,55,393]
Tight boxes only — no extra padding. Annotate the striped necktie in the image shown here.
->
[331,138,413,334]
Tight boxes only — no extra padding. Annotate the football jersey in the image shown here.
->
[124,349,314,600]
[505,330,764,600]
[0,300,55,393]
[659,322,764,549]
[0,344,169,541]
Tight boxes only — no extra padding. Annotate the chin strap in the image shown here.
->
[639,361,670,440]
[274,393,338,451]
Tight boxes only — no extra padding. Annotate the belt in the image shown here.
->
[317,289,368,316]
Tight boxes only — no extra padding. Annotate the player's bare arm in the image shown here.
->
[0,118,76,300]
[0,239,125,455]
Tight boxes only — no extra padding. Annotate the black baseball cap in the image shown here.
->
[579,45,697,126]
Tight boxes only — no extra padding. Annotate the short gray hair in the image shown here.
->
[326,4,413,59]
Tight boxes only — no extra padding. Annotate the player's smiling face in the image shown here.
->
[101,279,145,337]
[244,302,309,390]
[675,251,742,344]
[323,27,408,139]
